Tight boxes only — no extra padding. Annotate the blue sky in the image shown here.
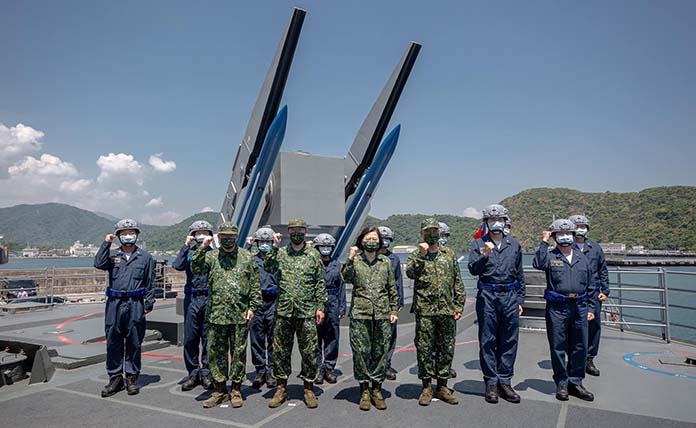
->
[1,0,695,224]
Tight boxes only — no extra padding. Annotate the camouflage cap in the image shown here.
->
[287,218,307,228]
[218,222,239,235]
[421,217,440,231]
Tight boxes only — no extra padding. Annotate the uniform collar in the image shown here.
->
[117,246,140,264]
[483,234,510,252]
[554,248,578,266]
[287,243,308,255]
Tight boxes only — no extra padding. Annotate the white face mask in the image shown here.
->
[503,227,510,236]
[195,234,208,243]
[555,234,574,247]
[575,227,588,237]
[318,246,332,256]
[488,221,505,233]
[119,234,137,245]
[382,239,391,249]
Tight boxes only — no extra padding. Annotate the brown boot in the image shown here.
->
[418,378,432,406]
[304,381,318,409]
[359,382,371,411]
[268,379,288,408]
[230,382,243,408]
[371,382,387,410]
[435,378,459,405]
[203,382,230,408]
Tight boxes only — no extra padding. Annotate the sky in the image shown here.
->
[1,0,695,224]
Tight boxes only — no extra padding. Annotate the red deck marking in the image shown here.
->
[56,311,102,329]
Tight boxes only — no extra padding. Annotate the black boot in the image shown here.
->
[181,375,199,391]
[125,373,140,395]
[265,372,277,388]
[252,371,266,389]
[556,384,569,401]
[485,384,499,404]
[385,367,397,381]
[101,374,124,398]
[315,367,324,385]
[448,368,457,379]
[569,383,594,401]
[324,369,337,384]
[498,383,520,403]
[200,372,213,390]
[586,357,600,376]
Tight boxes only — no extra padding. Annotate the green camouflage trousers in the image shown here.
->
[207,323,248,383]
[349,318,391,384]
[415,314,456,380]
[272,316,318,382]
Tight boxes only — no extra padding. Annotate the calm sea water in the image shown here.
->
[3,253,695,342]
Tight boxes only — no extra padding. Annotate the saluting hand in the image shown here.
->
[201,236,214,248]
[273,233,282,247]
[105,234,116,243]
[483,242,495,256]
[185,235,196,246]
[349,246,359,260]
[542,231,552,243]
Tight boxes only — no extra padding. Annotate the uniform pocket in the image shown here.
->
[132,266,145,280]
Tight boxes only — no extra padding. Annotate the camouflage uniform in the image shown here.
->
[263,222,327,382]
[341,253,398,384]
[191,223,261,384]
[406,219,466,381]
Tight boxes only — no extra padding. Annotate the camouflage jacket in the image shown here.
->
[406,246,466,315]
[263,244,327,318]
[341,253,398,320]
[191,246,261,325]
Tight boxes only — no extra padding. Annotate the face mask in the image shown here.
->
[195,234,208,244]
[219,237,236,250]
[555,234,574,247]
[438,237,448,246]
[363,241,381,253]
[503,228,510,236]
[424,232,440,245]
[488,221,505,234]
[382,239,391,249]
[575,227,588,237]
[318,246,332,256]
[119,234,137,246]
[258,243,272,253]
[290,232,305,245]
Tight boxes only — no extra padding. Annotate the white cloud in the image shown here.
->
[148,153,176,173]
[0,123,44,177]
[201,206,215,212]
[97,152,143,184]
[146,197,163,207]
[9,154,78,177]
[59,179,92,193]
[141,210,184,225]
[463,207,482,219]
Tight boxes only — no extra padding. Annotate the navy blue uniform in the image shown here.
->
[317,259,346,372]
[173,244,211,379]
[533,241,596,386]
[250,253,278,376]
[384,251,404,370]
[574,239,609,358]
[94,241,155,378]
[468,234,526,386]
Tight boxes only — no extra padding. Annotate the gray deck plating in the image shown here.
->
[1,300,695,428]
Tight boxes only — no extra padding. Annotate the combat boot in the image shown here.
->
[315,367,325,385]
[418,378,432,406]
[434,378,458,405]
[181,375,199,391]
[448,367,457,379]
[101,374,124,398]
[252,371,265,389]
[586,357,600,376]
[359,382,371,411]
[371,382,387,410]
[303,381,318,409]
[200,373,213,390]
[125,373,140,396]
[230,382,244,408]
[265,372,277,388]
[485,384,499,404]
[498,383,520,403]
[569,383,594,401]
[268,379,288,408]
[385,367,397,381]
[203,382,230,408]
[324,369,337,384]
[555,384,569,401]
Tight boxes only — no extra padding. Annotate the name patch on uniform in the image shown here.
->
[550,260,564,267]
[111,256,122,264]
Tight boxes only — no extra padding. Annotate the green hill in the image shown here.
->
[501,186,696,251]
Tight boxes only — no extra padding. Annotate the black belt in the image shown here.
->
[106,288,146,298]
[477,280,519,292]
[544,289,588,304]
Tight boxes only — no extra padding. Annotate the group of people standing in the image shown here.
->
[94,203,608,410]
